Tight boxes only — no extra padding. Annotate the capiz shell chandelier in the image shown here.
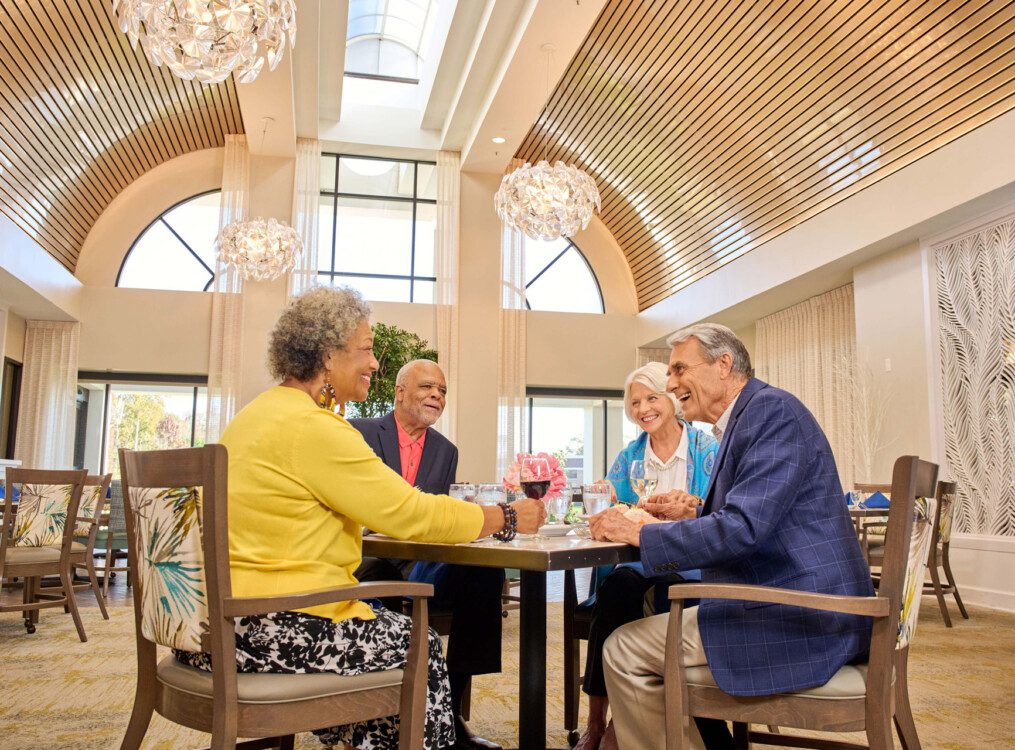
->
[111,0,297,85]
[494,159,602,241]
[215,218,303,281]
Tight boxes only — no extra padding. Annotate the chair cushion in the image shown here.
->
[157,656,404,705]
[684,663,870,700]
[5,546,61,564]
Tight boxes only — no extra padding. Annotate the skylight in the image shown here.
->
[345,0,438,82]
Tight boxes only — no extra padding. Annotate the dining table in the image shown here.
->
[362,532,638,750]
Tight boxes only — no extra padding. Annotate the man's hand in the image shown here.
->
[589,505,643,546]
[639,490,700,521]
[509,498,546,534]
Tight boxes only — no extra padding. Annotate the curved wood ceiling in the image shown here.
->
[0,0,243,273]
[517,0,1015,311]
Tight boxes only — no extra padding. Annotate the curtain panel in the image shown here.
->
[496,159,528,480]
[205,135,249,442]
[637,347,671,368]
[934,214,1015,536]
[755,284,857,488]
[433,150,461,443]
[14,320,80,469]
[289,138,322,299]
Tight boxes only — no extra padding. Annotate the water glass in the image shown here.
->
[582,483,612,516]
[476,483,506,506]
[449,483,476,502]
[545,493,570,523]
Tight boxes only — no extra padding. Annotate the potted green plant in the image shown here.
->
[346,323,438,418]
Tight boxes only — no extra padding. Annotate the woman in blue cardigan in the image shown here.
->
[576,362,718,750]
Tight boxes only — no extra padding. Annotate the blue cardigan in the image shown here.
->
[607,422,717,504]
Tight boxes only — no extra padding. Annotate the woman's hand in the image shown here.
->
[639,490,700,521]
[510,498,546,534]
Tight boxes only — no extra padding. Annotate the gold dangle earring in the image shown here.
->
[319,381,337,411]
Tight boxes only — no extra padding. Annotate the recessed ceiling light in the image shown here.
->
[492,136,506,144]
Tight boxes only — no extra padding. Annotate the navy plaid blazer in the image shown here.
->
[640,378,874,697]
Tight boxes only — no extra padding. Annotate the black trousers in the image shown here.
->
[355,557,505,676]
[582,565,736,750]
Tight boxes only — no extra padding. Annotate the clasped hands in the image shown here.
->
[589,489,700,547]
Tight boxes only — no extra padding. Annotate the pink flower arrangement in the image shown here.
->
[502,452,568,500]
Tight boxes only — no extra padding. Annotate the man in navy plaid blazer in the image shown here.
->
[591,323,873,750]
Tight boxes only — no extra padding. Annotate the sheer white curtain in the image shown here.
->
[637,347,670,367]
[433,150,461,442]
[14,320,80,469]
[289,138,321,299]
[206,135,249,442]
[496,160,528,479]
[755,284,856,487]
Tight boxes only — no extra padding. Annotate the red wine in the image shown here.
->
[521,480,550,499]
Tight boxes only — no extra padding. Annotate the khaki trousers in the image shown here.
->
[602,609,707,750]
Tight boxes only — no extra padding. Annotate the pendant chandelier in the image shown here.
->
[111,0,297,85]
[215,218,303,281]
[494,159,602,241]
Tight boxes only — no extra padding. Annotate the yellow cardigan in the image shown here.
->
[220,385,484,622]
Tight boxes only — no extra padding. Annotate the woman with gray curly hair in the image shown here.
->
[174,286,544,750]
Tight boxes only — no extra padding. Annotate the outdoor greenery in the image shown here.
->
[104,393,199,476]
[346,323,438,418]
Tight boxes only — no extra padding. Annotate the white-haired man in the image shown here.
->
[591,324,873,749]
[351,359,505,750]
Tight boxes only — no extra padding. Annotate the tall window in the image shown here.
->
[319,154,437,303]
[74,376,208,476]
[117,191,221,292]
[345,0,438,82]
[526,391,636,484]
[525,237,604,314]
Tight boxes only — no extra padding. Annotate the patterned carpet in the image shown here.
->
[0,600,1012,749]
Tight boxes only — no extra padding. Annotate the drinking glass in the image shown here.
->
[545,492,570,524]
[582,483,612,516]
[629,460,658,503]
[476,483,506,506]
[520,456,551,499]
[449,483,476,502]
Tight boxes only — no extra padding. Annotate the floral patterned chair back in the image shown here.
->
[896,495,935,649]
[75,482,107,537]
[13,483,77,547]
[126,483,208,652]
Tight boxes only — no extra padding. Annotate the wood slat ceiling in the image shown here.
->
[0,0,244,273]
[517,0,1015,311]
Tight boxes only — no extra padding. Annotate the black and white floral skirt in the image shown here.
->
[174,607,455,749]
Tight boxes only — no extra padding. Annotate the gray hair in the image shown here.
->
[666,323,754,378]
[396,359,444,387]
[267,286,372,381]
[623,362,681,423]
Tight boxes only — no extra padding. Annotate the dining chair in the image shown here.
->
[64,474,113,618]
[119,444,432,750]
[0,467,89,641]
[662,455,938,750]
[95,478,131,597]
[852,483,891,561]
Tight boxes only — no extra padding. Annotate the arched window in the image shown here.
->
[117,191,221,292]
[524,237,604,314]
[345,0,438,82]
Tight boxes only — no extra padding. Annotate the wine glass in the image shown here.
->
[520,456,551,500]
[630,460,658,504]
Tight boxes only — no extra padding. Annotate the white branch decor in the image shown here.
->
[934,214,1015,537]
[835,355,894,484]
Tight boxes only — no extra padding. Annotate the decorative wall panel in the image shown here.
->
[0,0,244,272]
[934,215,1015,537]
[517,0,1015,311]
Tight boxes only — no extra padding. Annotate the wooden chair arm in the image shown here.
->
[667,582,890,617]
[222,581,435,618]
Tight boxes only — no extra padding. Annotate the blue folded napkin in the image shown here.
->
[845,491,854,505]
[863,491,890,508]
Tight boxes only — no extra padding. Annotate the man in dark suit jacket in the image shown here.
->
[591,324,873,750]
[350,359,505,750]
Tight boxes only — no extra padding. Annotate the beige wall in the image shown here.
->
[5,310,25,363]
[852,241,933,481]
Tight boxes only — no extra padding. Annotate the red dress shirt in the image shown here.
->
[395,418,427,487]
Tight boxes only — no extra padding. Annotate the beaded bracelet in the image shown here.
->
[492,502,517,542]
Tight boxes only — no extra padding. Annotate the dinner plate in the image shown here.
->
[537,524,572,537]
